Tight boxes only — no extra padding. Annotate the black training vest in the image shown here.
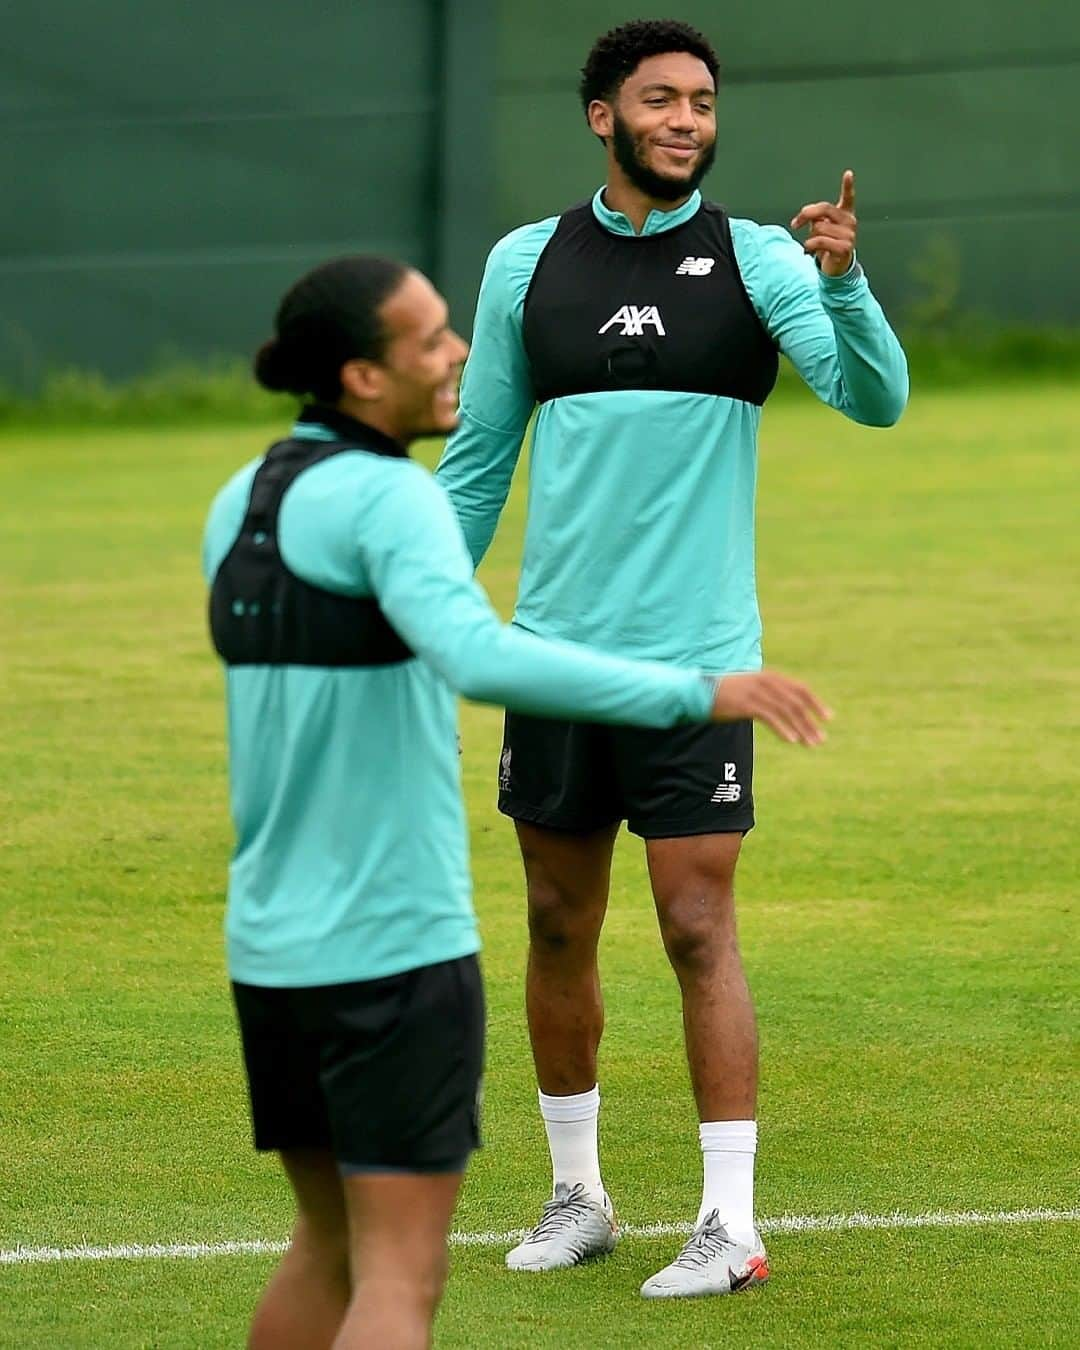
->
[522,200,778,406]
[209,406,415,668]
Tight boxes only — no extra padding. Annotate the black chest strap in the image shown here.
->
[522,200,779,407]
[209,410,414,669]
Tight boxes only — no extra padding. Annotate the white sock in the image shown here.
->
[538,1085,604,1203]
[697,1119,757,1243]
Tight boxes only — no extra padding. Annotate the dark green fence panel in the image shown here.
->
[0,2,447,383]
[2,1,1073,383]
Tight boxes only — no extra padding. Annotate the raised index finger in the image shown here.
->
[837,169,856,213]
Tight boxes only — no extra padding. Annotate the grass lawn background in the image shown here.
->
[1,383,1076,1345]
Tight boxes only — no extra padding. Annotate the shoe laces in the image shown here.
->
[670,1211,736,1270]
[526,1183,600,1242]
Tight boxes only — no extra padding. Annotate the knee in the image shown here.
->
[395,1256,447,1317]
[420,1243,449,1292]
[527,885,577,954]
[365,1253,448,1315]
[526,883,599,957]
[290,1220,351,1298]
[425,1249,450,1309]
[659,892,736,978]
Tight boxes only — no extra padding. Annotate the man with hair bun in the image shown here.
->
[204,255,829,1346]
[436,17,907,1298]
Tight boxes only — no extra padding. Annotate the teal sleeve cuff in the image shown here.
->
[694,674,719,721]
[818,256,864,291]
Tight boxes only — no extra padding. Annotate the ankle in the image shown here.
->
[539,1084,605,1199]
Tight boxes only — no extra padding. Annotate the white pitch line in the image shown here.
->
[0,1238,287,1266]
[2,1207,1076,1267]
[452,1206,1080,1247]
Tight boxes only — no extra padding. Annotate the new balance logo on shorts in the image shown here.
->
[711,762,742,804]
[597,305,666,336]
[675,256,716,276]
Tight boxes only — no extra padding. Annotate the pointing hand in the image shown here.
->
[790,170,857,277]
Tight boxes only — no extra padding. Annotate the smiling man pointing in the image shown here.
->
[436,18,908,1298]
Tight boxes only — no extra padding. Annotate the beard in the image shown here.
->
[611,109,716,201]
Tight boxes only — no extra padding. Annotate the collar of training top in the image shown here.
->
[592,186,702,237]
[295,404,409,458]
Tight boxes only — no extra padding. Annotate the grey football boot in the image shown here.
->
[505,1182,618,1271]
[640,1210,769,1298]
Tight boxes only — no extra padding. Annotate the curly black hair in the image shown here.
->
[579,18,720,114]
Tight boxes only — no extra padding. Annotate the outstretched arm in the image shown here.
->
[363,465,830,743]
[740,171,909,427]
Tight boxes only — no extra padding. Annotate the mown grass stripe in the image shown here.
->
[3,1207,1077,1266]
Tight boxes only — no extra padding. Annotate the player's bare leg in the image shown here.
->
[505,820,621,1271]
[335,1170,463,1349]
[646,832,757,1120]
[519,821,620,1097]
[248,1149,350,1350]
[639,832,769,1297]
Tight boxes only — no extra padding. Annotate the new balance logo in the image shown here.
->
[711,762,742,804]
[676,256,715,276]
[598,304,666,336]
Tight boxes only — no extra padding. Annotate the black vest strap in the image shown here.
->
[209,419,414,669]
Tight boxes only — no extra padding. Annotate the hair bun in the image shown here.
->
[253,255,408,402]
[253,337,297,393]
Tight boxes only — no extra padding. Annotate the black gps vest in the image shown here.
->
[209,407,414,669]
[522,200,779,406]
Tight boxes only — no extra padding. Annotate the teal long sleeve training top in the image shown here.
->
[203,415,715,988]
[435,188,909,671]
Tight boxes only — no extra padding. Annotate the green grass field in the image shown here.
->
[1,383,1077,1347]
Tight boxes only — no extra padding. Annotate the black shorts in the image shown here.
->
[498,714,754,838]
[232,954,484,1174]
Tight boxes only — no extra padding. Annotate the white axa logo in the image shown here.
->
[598,304,666,337]
[711,761,742,804]
[676,256,715,276]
